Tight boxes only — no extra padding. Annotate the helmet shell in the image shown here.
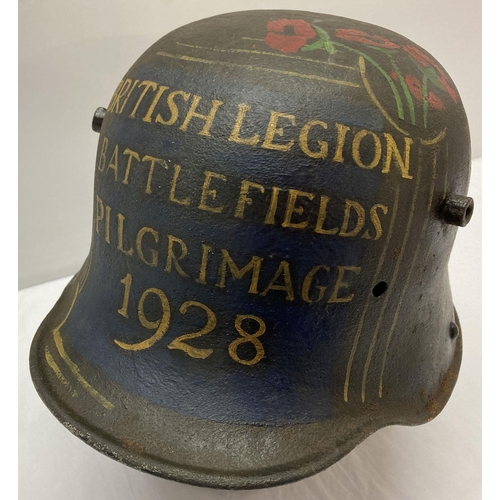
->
[30,10,470,489]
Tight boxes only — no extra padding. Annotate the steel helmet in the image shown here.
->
[30,10,474,489]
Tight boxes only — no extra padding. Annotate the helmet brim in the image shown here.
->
[29,269,463,490]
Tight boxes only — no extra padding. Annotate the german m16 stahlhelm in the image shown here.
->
[30,10,474,489]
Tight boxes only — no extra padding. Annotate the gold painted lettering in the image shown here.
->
[264,186,281,225]
[115,287,171,351]
[382,134,414,179]
[143,85,169,122]
[169,164,191,206]
[110,79,133,114]
[108,79,133,114]
[155,90,191,126]
[180,95,223,136]
[363,204,389,240]
[129,80,158,119]
[117,213,134,256]
[262,111,296,151]
[234,180,265,219]
[122,148,141,185]
[328,266,361,303]
[142,155,168,194]
[229,104,260,145]
[314,195,339,235]
[106,145,119,181]
[104,205,111,244]
[196,244,212,285]
[165,235,189,277]
[299,120,328,159]
[199,170,226,213]
[117,273,132,319]
[282,189,315,229]
[95,195,104,233]
[339,200,365,237]
[261,261,295,301]
[216,250,263,294]
[301,265,331,303]
[352,129,382,169]
[229,315,266,366]
[120,79,139,114]
[332,123,351,163]
[97,136,108,172]
[136,227,159,267]
[168,301,216,359]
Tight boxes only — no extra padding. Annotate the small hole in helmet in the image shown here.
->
[449,322,459,340]
[372,281,388,297]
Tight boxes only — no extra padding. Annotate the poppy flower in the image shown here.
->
[335,28,399,49]
[402,45,434,67]
[437,74,458,103]
[403,45,458,103]
[405,74,423,100]
[264,19,316,53]
[390,70,399,81]
[427,91,445,110]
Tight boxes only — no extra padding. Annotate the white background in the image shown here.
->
[18,0,481,289]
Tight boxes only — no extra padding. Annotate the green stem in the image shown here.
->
[331,41,405,120]
[389,57,416,125]
[371,48,416,125]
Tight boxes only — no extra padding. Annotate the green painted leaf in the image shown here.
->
[301,40,325,51]
[313,25,330,41]
[324,40,335,54]
[428,71,446,91]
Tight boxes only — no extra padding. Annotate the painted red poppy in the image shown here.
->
[402,45,434,67]
[335,28,399,49]
[264,19,316,53]
[437,74,459,103]
[427,91,445,110]
[403,45,458,103]
[390,70,399,81]
[405,74,423,100]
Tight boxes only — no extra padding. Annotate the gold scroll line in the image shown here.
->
[50,276,114,410]
[156,51,360,88]
[343,183,401,402]
[421,128,447,146]
[360,154,424,402]
[440,142,449,202]
[175,41,357,70]
[52,327,114,410]
[44,346,77,398]
[378,143,445,397]
[78,249,92,291]
[359,57,409,136]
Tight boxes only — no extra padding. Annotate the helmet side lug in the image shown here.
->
[440,194,474,227]
[92,107,106,133]
[450,322,460,340]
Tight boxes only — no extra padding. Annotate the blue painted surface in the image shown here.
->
[63,63,386,425]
